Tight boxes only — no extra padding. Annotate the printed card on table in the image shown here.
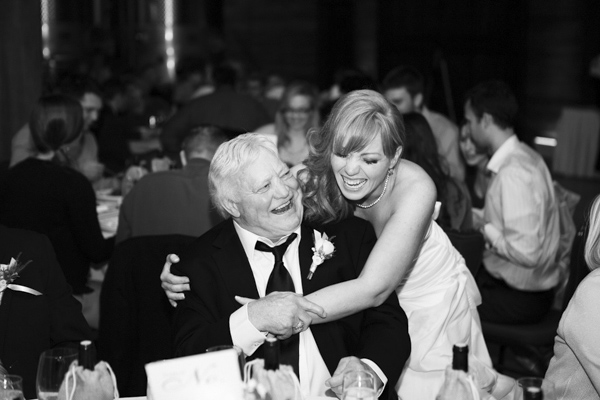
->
[145,349,244,400]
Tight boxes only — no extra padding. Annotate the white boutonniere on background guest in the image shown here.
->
[0,253,40,305]
[307,230,335,280]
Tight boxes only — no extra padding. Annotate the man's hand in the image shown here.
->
[246,292,326,339]
[160,254,190,307]
[325,357,382,399]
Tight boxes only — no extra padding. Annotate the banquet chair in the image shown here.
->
[98,234,195,396]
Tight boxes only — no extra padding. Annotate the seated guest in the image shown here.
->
[459,123,489,209]
[256,81,321,167]
[0,94,113,328]
[160,63,271,157]
[0,225,91,399]
[463,81,561,324]
[10,74,109,187]
[403,112,473,231]
[116,125,228,243]
[172,134,409,399]
[545,194,600,399]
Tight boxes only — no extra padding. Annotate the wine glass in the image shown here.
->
[342,370,377,400]
[206,345,246,378]
[0,375,24,400]
[36,348,78,400]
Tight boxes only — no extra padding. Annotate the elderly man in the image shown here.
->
[464,81,561,324]
[171,134,409,399]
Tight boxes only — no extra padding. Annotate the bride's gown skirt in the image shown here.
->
[394,221,497,399]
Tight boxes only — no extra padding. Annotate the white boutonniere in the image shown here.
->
[0,253,40,305]
[307,230,335,280]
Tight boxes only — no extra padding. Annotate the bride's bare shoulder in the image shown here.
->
[393,159,437,203]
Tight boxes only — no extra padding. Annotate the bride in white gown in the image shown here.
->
[162,90,511,399]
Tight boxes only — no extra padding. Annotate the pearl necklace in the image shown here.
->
[356,169,393,209]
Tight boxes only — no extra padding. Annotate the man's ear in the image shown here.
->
[390,146,403,169]
[222,198,241,218]
[414,93,424,109]
[179,150,187,167]
[482,112,494,129]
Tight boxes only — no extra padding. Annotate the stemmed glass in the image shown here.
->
[36,348,78,400]
[342,370,377,400]
[0,375,24,400]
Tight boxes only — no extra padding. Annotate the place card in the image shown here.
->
[145,349,244,400]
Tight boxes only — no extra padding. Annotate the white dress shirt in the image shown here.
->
[228,222,386,397]
[482,135,561,291]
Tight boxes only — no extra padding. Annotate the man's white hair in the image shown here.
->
[209,133,280,218]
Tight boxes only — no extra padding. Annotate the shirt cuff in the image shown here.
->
[360,358,387,396]
[229,303,266,356]
[483,223,502,248]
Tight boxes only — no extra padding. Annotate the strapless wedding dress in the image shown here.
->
[394,219,497,399]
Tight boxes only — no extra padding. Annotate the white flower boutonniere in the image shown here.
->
[0,253,40,305]
[307,230,335,280]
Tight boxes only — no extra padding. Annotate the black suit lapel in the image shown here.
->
[211,221,260,301]
[299,225,317,295]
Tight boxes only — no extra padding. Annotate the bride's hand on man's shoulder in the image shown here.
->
[160,253,190,307]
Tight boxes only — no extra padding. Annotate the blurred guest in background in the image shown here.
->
[464,81,560,324]
[10,74,108,186]
[0,94,113,328]
[116,125,228,243]
[545,194,600,399]
[256,81,320,167]
[382,66,465,182]
[319,69,377,121]
[403,112,473,231]
[161,63,270,156]
[459,123,490,209]
[0,225,91,399]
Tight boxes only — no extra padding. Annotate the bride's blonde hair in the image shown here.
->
[301,90,405,224]
[585,195,600,270]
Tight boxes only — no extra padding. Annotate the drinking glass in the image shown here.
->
[342,370,377,400]
[0,375,24,400]
[206,345,246,378]
[517,377,556,400]
[36,348,78,400]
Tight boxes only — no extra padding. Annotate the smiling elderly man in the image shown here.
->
[171,134,409,399]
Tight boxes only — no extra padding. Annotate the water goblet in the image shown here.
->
[0,375,24,400]
[342,370,377,400]
[36,348,78,400]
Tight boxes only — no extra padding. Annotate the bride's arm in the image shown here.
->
[306,170,437,322]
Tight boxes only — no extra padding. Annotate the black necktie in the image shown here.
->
[256,233,298,294]
[255,232,299,376]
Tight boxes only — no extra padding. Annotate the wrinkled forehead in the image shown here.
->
[237,147,284,186]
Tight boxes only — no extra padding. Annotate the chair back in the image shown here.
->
[98,234,195,396]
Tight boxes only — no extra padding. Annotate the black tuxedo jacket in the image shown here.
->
[0,225,91,399]
[173,216,410,399]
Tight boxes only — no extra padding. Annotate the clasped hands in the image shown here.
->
[160,254,326,339]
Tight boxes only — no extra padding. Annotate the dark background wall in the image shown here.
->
[2,0,599,162]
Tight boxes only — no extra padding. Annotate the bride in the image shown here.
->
[162,90,506,399]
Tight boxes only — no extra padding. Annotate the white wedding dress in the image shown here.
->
[394,218,497,399]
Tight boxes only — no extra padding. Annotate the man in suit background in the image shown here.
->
[172,134,409,399]
[0,225,91,398]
